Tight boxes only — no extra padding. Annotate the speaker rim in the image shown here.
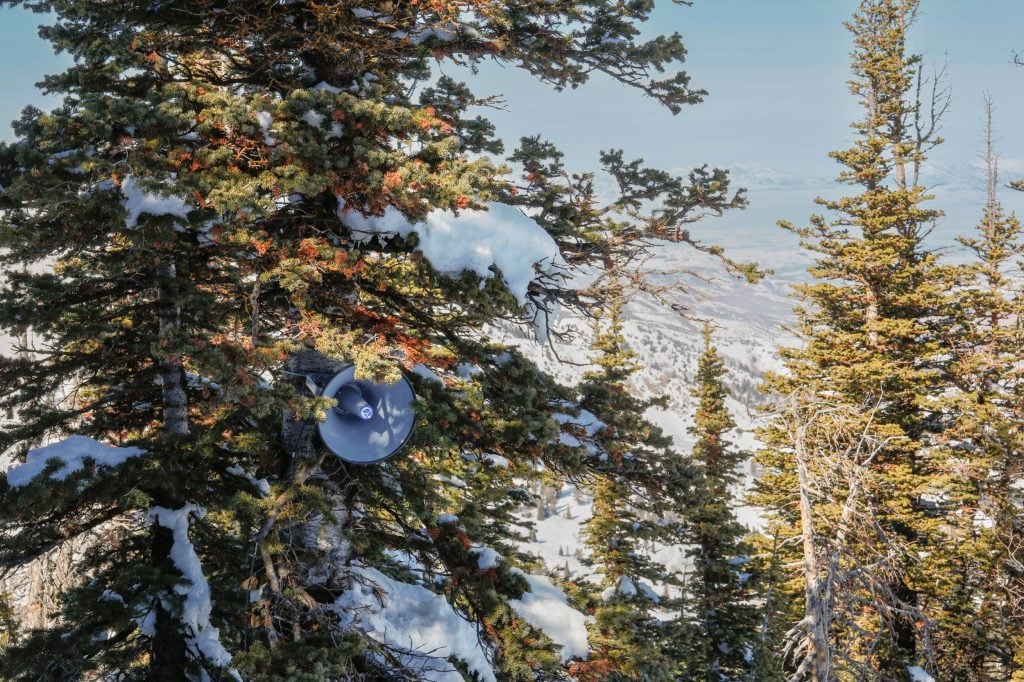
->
[315,364,417,465]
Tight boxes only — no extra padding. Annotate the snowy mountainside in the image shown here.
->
[499,244,796,448]
[496,242,798,579]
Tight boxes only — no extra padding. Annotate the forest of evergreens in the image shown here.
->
[0,0,1021,680]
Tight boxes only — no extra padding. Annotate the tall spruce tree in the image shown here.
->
[0,1,749,679]
[679,325,759,681]
[576,295,678,681]
[752,0,957,677]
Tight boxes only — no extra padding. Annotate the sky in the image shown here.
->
[2,1,1023,274]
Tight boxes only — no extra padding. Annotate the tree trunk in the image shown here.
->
[151,261,189,679]
[24,559,45,630]
[795,422,833,682]
[150,523,189,681]
[158,262,188,436]
[865,294,880,350]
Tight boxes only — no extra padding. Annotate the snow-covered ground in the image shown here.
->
[523,485,594,579]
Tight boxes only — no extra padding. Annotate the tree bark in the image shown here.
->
[150,523,189,681]
[795,420,833,682]
[865,294,880,351]
[152,261,189,679]
[157,262,188,436]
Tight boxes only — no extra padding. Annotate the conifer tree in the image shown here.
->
[934,99,1024,678]
[752,0,955,677]
[679,325,759,681]
[576,296,678,681]
[0,1,748,679]
[744,529,789,682]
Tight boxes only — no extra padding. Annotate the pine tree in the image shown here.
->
[744,528,789,682]
[678,325,759,681]
[0,1,748,679]
[576,296,678,681]
[933,98,1024,679]
[752,0,956,677]
[500,104,751,679]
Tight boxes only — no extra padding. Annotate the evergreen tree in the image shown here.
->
[752,0,956,677]
[576,296,678,681]
[0,1,747,679]
[744,528,789,682]
[678,325,759,681]
[935,99,1024,679]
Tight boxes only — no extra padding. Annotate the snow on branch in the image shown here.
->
[334,563,496,682]
[5,435,145,488]
[148,505,239,679]
[508,572,590,663]
[599,574,661,603]
[338,201,567,308]
[121,175,192,229]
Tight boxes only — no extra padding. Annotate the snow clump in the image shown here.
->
[148,505,239,678]
[121,176,192,229]
[508,573,590,662]
[471,545,502,570]
[335,563,496,682]
[338,202,565,307]
[600,575,637,601]
[6,435,145,488]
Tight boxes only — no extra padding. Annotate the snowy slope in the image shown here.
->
[498,241,798,579]
[497,242,795,447]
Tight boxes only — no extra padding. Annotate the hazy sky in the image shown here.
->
[2,1,1023,272]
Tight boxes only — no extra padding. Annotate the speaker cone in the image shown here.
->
[315,365,417,464]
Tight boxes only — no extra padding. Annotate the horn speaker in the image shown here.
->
[315,365,416,464]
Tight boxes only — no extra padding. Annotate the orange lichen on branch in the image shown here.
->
[568,660,618,681]
[412,106,455,134]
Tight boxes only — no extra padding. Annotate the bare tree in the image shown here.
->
[779,393,930,681]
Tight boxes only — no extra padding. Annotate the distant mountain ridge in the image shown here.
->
[725,159,1024,194]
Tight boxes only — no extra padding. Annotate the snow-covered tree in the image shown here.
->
[0,1,748,679]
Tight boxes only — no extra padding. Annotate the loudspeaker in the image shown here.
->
[315,365,417,464]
